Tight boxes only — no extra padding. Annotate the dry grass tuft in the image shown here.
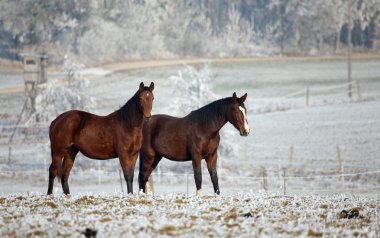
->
[26,230,48,237]
[127,198,152,205]
[44,201,58,209]
[99,217,112,223]
[158,225,177,235]
[307,229,323,237]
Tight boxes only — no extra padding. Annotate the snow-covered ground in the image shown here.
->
[0,193,379,237]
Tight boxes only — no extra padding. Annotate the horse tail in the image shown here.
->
[48,116,64,182]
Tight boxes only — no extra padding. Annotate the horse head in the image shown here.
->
[138,82,154,120]
[226,92,250,136]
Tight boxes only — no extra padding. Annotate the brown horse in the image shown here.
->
[138,92,249,195]
[47,82,154,195]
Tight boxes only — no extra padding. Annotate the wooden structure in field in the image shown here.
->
[8,53,49,162]
[22,53,48,114]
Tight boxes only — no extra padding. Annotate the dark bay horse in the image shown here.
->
[47,82,154,195]
[138,92,250,195]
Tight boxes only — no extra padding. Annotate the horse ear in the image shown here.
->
[232,92,237,101]
[149,82,154,92]
[139,82,144,92]
[240,93,247,102]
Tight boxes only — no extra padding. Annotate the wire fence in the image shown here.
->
[0,167,379,196]
[0,79,369,136]
[282,80,360,98]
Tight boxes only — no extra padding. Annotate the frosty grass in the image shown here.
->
[0,192,378,237]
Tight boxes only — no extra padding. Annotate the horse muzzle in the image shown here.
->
[240,128,250,137]
[240,131,249,137]
[144,115,152,122]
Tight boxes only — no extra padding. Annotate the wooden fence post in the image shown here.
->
[186,173,189,196]
[289,145,294,168]
[8,146,12,165]
[244,144,248,161]
[336,145,344,187]
[260,167,268,192]
[44,153,47,183]
[356,80,362,99]
[119,169,124,194]
[98,161,101,185]
[283,168,287,195]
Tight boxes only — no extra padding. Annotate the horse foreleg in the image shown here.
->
[192,156,203,196]
[120,155,137,194]
[124,169,134,194]
[206,152,220,195]
[47,152,63,195]
[61,147,78,195]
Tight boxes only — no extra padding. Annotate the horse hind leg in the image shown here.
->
[47,150,64,195]
[138,152,162,194]
[61,146,79,195]
[206,152,220,195]
[144,155,162,195]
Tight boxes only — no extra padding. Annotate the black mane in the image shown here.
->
[188,97,229,127]
[117,90,142,126]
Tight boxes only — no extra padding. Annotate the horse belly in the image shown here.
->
[78,143,116,160]
[153,134,188,161]
[75,127,116,160]
[160,150,189,161]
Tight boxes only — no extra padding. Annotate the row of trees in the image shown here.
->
[262,0,380,53]
[0,0,379,65]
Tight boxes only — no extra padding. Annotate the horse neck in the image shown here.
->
[117,92,143,127]
[193,99,227,134]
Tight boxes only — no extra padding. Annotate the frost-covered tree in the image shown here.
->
[0,0,88,57]
[26,56,95,125]
[356,0,380,47]
[268,0,337,53]
[160,3,213,57]
[215,4,255,56]
[356,0,379,30]
[322,0,349,52]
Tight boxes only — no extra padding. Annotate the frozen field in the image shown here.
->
[0,58,380,237]
[0,193,379,237]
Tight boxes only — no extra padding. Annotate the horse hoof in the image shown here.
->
[196,189,204,196]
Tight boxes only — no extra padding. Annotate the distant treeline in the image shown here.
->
[0,0,379,65]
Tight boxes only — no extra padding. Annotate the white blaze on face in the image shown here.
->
[239,106,250,134]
